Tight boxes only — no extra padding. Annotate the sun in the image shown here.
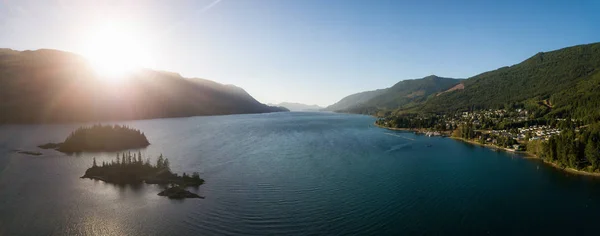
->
[82,22,153,81]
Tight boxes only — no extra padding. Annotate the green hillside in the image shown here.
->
[363,76,460,109]
[323,89,388,111]
[340,75,461,114]
[419,42,600,121]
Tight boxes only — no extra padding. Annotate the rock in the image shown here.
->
[158,186,204,199]
[38,143,62,149]
[15,150,42,156]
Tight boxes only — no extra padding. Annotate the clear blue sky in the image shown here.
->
[1,0,599,107]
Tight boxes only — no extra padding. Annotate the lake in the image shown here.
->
[1,112,600,235]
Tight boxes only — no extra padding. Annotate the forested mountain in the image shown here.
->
[323,89,388,111]
[346,76,461,113]
[325,76,460,114]
[419,42,600,121]
[268,102,323,111]
[0,49,286,123]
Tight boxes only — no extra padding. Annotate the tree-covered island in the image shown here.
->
[39,124,150,153]
[82,152,204,199]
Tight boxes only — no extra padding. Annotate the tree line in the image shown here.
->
[537,124,600,171]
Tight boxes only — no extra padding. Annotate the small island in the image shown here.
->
[82,152,204,199]
[14,150,43,156]
[158,186,204,199]
[82,152,204,186]
[39,124,150,153]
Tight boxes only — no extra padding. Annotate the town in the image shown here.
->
[376,108,581,152]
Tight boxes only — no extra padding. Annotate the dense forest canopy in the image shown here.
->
[329,42,600,124]
[326,75,461,114]
[83,152,204,187]
[323,88,388,111]
[418,42,600,121]
[39,124,150,153]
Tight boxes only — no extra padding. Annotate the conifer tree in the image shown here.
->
[157,154,164,169]
[163,158,171,172]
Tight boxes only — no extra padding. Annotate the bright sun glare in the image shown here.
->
[82,22,153,81]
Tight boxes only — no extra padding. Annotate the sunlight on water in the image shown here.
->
[1,112,600,235]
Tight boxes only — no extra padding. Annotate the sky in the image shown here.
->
[1,0,599,107]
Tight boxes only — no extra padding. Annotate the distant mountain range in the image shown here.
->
[324,75,461,114]
[0,49,287,123]
[268,102,323,111]
[327,42,600,122]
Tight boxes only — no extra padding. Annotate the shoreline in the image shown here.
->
[449,137,534,158]
[451,137,600,177]
[373,123,451,136]
[374,122,600,177]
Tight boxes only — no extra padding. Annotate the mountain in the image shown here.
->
[349,75,461,113]
[268,102,323,111]
[0,48,287,123]
[325,75,460,114]
[323,89,388,111]
[417,42,600,121]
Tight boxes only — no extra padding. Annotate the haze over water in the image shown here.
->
[1,112,600,235]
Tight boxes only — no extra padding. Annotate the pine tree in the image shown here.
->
[163,158,171,172]
[157,154,164,169]
[92,157,97,167]
[586,141,599,170]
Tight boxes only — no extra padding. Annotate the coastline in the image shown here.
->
[374,122,600,177]
[449,137,533,157]
[450,137,600,177]
[373,123,451,136]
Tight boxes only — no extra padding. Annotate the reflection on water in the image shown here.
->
[1,112,600,235]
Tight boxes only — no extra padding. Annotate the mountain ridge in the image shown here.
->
[325,75,461,114]
[323,89,388,112]
[0,48,287,124]
[416,42,600,121]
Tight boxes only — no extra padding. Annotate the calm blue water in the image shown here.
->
[1,112,600,235]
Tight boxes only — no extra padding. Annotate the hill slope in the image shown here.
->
[323,89,388,111]
[356,75,461,111]
[326,75,460,114]
[419,42,600,121]
[0,49,286,123]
